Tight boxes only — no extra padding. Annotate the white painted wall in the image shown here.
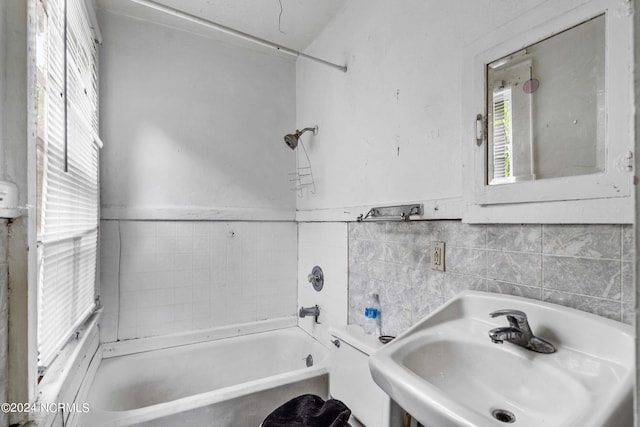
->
[294,0,634,224]
[3,0,37,422]
[3,0,29,208]
[98,10,296,220]
[297,222,348,346]
[295,0,597,219]
[0,1,5,183]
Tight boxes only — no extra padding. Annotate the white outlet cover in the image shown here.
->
[431,241,445,271]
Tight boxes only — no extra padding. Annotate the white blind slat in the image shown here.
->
[37,0,100,369]
[491,88,512,182]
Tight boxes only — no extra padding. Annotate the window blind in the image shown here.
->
[491,88,512,183]
[37,0,100,369]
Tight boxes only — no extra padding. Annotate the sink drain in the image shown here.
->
[491,409,516,423]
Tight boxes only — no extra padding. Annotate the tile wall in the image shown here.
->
[99,220,298,342]
[349,221,634,337]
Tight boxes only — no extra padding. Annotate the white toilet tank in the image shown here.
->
[329,325,390,427]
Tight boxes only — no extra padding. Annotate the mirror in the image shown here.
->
[486,15,605,185]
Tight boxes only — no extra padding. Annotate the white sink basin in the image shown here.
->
[369,291,633,427]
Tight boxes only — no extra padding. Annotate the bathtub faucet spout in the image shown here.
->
[299,305,320,323]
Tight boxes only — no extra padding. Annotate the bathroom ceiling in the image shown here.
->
[95,0,347,52]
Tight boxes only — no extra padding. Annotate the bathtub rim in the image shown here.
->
[81,359,329,426]
[101,315,298,359]
[75,320,329,426]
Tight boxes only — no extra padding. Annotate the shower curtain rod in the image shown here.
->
[129,0,348,73]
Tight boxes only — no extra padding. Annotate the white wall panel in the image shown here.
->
[98,10,296,219]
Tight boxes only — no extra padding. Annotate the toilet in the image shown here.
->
[329,325,391,427]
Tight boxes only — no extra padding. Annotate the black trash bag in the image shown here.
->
[261,394,351,427]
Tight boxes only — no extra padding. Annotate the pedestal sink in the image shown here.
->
[369,291,633,427]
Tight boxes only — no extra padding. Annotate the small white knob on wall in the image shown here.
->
[0,180,19,218]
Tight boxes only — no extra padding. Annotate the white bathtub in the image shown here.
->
[79,326,329,426]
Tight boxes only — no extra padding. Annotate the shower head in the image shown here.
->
[284,133,299,150]
[284,126,318,150]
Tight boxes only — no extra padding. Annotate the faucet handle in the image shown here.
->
[490,309,531,333]
[489,309,555,353]
[490,309,527,321]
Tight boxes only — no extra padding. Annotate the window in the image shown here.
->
[490,87,513,184]
[464,0,633,223]
[36,0,101,371]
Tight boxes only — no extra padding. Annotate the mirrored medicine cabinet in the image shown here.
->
[464,0,634,223]
[486,15,604,186]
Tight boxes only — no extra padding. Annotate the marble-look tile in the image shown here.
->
[543,290,621,322]
[384,221,419,244]
[379,283,414,336]
[412,271,444,322]
[432,221,486,249]
[409,271,442,321]
[396,242,424,267]
[349,221,387,241]
[347,258,368,279]
[543,256,621,300]
[487,251,542,286]
[622,225,634,261]
[542,225,621,259]
[348,259,371,279]
[367,260,389,283]
[375,262,413,286]
[381,242,429,265]
[348,221,630,336]
[487,224,541,253]
[445,247,487,277]
[408,221,433,246]
[380,307,413,337]
[411,268,442,292]
[622,303,634,325]
[441,273,487,300]
[621,261,634,303]
[357,239,386,263]
[405,247,430,270]
[487,280,542,300]
[347,222,368,245]
[380,240,404,264]
[412,295,443,326]
[407,266,424,289]
[348,239,366,264]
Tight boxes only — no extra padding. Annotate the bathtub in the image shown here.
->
[79,326,329,426]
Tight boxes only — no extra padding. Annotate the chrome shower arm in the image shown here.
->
[298,127,318,136]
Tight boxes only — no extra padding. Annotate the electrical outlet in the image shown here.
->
[431,241,445,271]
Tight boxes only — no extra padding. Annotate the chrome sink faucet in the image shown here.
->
[489,309,555,354]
